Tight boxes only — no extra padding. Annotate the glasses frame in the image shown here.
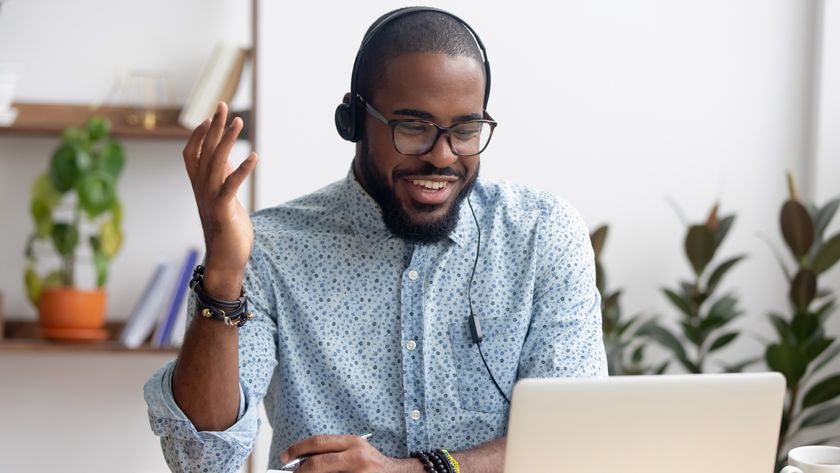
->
[361,96,497,157]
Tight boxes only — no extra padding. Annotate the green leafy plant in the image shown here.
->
[763,174,840,470]
[23,117,125,306]
[644,203,748,373]
[591,224,663,375]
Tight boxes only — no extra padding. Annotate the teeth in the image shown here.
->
[411,179,448,190]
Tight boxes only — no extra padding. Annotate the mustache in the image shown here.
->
[394,164,466,179]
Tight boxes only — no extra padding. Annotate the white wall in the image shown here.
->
[257,0,840,455]
[0,1,252,472]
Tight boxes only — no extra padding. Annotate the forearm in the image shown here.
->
[171,268,243,432]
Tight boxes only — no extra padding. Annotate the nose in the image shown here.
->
[419,132,459,169]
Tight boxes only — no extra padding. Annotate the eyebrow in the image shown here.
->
[393,108,483,122]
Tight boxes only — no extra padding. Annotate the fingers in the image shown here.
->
[182,118,211,183]
[207,116,245,186]
[282,435,362,464]
[296,451,354,473]
[198,102,229,182]
[219,152,258,202]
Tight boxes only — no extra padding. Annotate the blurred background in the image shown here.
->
[0,0,838,472]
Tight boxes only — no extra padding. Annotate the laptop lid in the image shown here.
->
[504,373,785,473]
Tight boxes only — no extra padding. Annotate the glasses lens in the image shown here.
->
[393,122,437,155]
[450,122,492,156]
[393,121,494,156]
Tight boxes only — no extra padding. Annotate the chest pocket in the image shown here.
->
[448,316,523,413]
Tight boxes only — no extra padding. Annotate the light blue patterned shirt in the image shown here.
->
[144,170,607,472]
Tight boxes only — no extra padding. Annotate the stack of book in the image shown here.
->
[119,248,201,349]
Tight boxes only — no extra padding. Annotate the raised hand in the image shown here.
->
[182,102,258,297]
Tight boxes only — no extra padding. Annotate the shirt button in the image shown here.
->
[410,409,422,421]
[407,270,419,281]
[406,340,417,351]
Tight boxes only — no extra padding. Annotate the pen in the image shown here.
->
[278,433,374,471]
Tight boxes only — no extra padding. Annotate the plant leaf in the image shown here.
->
[49,144,82,192]
[86,116,111,141]
[590,225,607,260]
[713,215,736,249]
[812,233,840,275]
[685,224,716,276]
[111,199,123,225]
[798,403,840,429]
[98,140,124,179]
[803,337,833,365]
[23,267,42,307]
[31,172,62,205]
[51,223,79,257]
[814,197,840,239]
[766,343,807,388]
[812,341,840,374]
[768,313,795,345]
[663,287,695,317]
[781,200,815,259]
[639,323,696,372]
[707,295,740,323]
[802,374,840,408]
[680,320,704,347]
[791,311,821,343]
[790,269,817,312]
[709,331,738,352]
[30,198,53,238]
[706,255,746,294]
[99,217,122,258]
[76,171,116,219]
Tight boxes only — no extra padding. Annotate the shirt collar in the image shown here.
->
[344,169,472,248]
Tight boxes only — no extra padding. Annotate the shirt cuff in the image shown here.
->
[143,360,258,460]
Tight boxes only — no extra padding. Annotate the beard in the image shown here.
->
[357,139,478,244]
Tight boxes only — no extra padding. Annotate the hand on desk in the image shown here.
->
[280,434,420,473]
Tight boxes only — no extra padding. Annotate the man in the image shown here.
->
[145,8,607,473]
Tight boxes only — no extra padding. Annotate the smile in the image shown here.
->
[410,179,449,190]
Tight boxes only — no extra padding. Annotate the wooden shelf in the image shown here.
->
[0,102,192,140]
[0,320,179,354]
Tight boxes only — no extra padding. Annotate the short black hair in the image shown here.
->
[357,8,485,103]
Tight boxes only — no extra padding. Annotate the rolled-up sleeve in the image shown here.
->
[518,199,608,379]
[143,243,279,472]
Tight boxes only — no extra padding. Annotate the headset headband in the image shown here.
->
[335,7,491,142]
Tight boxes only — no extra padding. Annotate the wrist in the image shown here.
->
[393,457,425,473]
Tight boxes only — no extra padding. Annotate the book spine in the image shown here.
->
[153,248,199,347]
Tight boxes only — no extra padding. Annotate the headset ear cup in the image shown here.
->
[335,102,355,141]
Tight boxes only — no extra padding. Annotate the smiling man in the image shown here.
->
[144,7,607,473]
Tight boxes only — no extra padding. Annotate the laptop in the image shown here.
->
[504,373,785,473]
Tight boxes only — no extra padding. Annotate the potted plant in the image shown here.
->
[23,116,125,340]
[763,174,840,471]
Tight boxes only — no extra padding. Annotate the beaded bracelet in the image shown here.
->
[410,450,455,473]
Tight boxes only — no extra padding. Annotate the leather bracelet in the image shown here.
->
[189,264,253,328]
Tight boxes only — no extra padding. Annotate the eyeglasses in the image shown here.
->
[361,96,497,157]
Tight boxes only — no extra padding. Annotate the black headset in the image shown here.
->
[334,6,493,143]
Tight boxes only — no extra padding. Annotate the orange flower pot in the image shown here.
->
[38,288,107,341]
